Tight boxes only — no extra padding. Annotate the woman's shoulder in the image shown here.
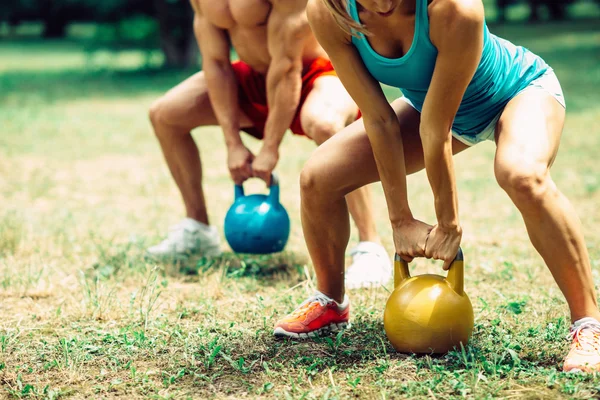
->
[306,0,352,44]
[427,0,484,49]
[428,0,484,27]
[306,0,334,26]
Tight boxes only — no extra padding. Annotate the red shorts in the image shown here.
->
[231,58,338,139]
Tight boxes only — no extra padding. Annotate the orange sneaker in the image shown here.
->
[563,317,600,373]
[273,292,350,338]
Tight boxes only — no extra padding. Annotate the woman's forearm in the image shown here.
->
[420,126,459,228]
[363,113,413,224]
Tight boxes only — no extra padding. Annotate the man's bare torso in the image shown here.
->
[196,0,328,74]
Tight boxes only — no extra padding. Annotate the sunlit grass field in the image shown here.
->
[1,19,600,399]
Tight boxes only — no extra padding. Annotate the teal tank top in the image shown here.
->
[347,0,550,137]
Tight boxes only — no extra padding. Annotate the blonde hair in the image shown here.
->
[321,0,369,36]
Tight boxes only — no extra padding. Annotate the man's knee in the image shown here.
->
[148,88,209,135]
[149,96,169,131]
[304,117,345,145]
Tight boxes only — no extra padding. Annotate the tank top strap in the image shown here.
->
[347,0,359,23]
[417,0,431,38]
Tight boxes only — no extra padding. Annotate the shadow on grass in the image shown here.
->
[223,320,571,390]
[85,239,309,285]
[205,318,567,391]
[191,251,308,280]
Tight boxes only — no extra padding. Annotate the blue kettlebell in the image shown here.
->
[224,174,291,254]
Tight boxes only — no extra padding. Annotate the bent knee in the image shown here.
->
[300,162,321,196]
[304,117,346,145]
[495,160,554,205]
[149,96,169,130]
[300,156,336,197]
[149,91,209,134]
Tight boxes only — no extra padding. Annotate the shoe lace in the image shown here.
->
[289,293,332,318]
[568,322,600,354]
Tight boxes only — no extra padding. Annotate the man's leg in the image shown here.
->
[149,71,250,223]
[147,71,253,257]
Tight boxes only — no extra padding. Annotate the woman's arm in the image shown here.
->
[307,0,432,260]
[422,0,484,267]
[307,0,411,223]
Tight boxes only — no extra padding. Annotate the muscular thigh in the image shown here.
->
[157,71,253,131]
[305,99,469,194]
[494,89,566,172]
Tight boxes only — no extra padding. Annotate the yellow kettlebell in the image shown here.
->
[383,247,474,354]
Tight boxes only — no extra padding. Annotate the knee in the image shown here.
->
[300,162,320,198]
[495,160,553,206]
[148,96,168,131]
[300,158,332,201]
[304,118,344,145]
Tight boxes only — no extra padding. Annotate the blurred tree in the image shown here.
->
[0,0,153,38]
[1,0,68,38]
[496,0,576,22]
[0,0,197,68]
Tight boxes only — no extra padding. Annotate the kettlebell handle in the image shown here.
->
[233,174,281,204]
[394,247,465,295]
[234,184,245,200]
[268,174,280,205]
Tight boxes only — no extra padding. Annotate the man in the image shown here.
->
[146,0,390,288]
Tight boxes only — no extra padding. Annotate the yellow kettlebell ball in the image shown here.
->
[383,248,474,354]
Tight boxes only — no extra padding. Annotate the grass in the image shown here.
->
[1,19,600,399]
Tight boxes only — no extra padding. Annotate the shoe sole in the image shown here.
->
[202,246,223,258]
[145,245,222,262]
[345,280,390,290]
[564,368,600,374]
[273,322,351,339]
[565,368,584,374]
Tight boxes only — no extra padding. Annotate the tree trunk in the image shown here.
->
[496,0,511,23]
[547,1,568,20]
[42,13,68,38]
[153,0,196,69]
[527,0,572,22]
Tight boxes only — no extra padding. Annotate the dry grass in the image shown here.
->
[1,21,600,399]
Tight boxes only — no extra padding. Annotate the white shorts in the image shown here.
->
[400,69,566,146]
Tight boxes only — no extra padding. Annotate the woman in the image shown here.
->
[272,0,600,372]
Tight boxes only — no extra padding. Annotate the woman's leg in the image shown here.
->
[300,100,468,303]
[300,76,389,289]
[494,89,600,323]
[273,99,469,337]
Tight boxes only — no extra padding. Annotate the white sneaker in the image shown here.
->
[345,241,392,289]
[146,218,222,259]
